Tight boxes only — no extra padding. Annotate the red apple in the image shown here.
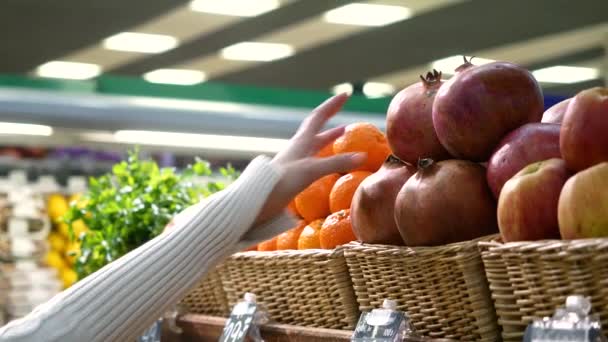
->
[498,158,569,242]
[541,98,570,124]
[558,162,608,239]
[487,123,561,198]
[351,155,415,245]
[560,87,608,171]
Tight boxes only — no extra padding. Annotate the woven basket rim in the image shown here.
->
[479,236,608,252]
[232,247,342,259]
[344,234,497,255]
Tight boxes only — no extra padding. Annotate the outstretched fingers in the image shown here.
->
[298,93,349,137]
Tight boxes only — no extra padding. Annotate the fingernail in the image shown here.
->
[351,152,367,162]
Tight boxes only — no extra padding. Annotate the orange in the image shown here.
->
[295,173,340,222]
[316,141,335,158]
[257,237,277,251]
[243,244,257,252]
[276,221,307,250]
[287,199,300,217]
[329,171,372,213]
[320,209,356,249]
[333,122,391,172]
[297,219,324,250]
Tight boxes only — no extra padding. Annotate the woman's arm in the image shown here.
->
[0,156,293,342]
[0,93,365,342]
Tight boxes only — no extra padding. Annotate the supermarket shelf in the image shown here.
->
[161,314,458,342]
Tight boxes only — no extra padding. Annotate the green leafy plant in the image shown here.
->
[63,149,239,280]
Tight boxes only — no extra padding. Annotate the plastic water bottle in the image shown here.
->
[352,299,419,341]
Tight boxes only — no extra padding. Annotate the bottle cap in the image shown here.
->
[382,299,397,310]
[244,292,257,303]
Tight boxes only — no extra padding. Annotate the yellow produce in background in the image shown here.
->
[47,194,69,222]
[60,268,78,289]
[71,219,89,239]
[57,222,70,238]
[65,241,81,265]
[45,250,67,270]
[47,232,67,253]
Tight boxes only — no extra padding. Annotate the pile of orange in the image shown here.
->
[245,122,390,252]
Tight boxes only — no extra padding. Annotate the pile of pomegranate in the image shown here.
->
[351,57,608,246]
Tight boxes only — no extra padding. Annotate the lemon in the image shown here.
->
[65,241,81,265]
[68,193,87,209]
[58,222,71,239]
[72,220,89,238]
[44,250,67,270]
[47,232,66,253]
[60,268,78,289]
[47,194,69,222]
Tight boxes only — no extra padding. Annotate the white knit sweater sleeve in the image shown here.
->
[0,155,297,342]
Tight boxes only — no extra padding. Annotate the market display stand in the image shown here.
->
[161,314,458,342]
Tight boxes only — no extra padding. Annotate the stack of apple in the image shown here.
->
[350,57,607,246]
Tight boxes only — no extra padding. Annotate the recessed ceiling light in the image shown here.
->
[532,66,600,84]
[103,32,178,54]
[36,61,101,80]
[363,82,395,98]
[190,0,280,17]
[331,83,354,95]
[220,42,294,62]
[143,69,206,85]
[114,130,289,154]
[0,122,53,136]
[323,3,412,27]
[431,55,495,75]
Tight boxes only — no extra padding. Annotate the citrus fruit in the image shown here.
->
[47,232,67,253]
[65,241,81,265]
[316,141,335,158]
[44,250,67,270]
[333,123,391,172]
[295,173,340,222]
[329,171,372,213]
[287,199,300,218]
[297,219,324,250]
[243,244,257,252]
[71,220,89,238]
[58,222,70,238]
[320,209,357,249]
[257,237,278,251]
[61,268,78,288]
[276,221,307,250]
[47,194,69,222]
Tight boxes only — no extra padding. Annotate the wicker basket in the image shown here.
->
[344,238,499,341]
[220,248,359,330]
[180,267,229,317]
[480,238,608,341]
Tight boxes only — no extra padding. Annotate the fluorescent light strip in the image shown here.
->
[331,82,354,95]
[0,122,53,136]
[114,130,289,153]
[190,0,280,17]
[220,42,294,62]
[143,69,206,85]
[36,61,101,80]
[363,82,395,98]
[103,32,179,54]
[323,3,412,27]
[532,66,600,84]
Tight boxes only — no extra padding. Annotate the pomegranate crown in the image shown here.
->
[455,55,476,72]
[419,69,442,86]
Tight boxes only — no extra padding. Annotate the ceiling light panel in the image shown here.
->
[220,42,294,62]
[143,69,207,85]
[103,32,179,53]
[363,82,395,98]
[323,3,412,27]
[36,61,101,80]
[532,66,600,84]
[190,0,280,17]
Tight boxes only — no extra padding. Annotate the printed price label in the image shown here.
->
[219,301,258,342]
[352,311,407,342]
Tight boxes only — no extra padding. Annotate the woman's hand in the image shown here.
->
[255,93,367,225]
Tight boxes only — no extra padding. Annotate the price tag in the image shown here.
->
[352,311,407,342]
[219,300,258,342]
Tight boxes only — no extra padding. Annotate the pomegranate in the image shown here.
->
[432,57,544,161]
[487,123,561,198]
[394,158,498,246]
[560,87,608,172]
[541,98,571,124]
[351,155,415,245]
[386,70,451,164]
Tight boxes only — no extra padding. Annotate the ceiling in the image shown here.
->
[1,0,606,97]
